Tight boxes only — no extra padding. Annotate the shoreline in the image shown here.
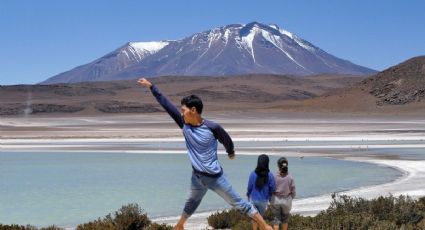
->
[50,151,410,229]
[151,156,424,229]
[2,146,422,229]
[2,115,425,229]
[13,153,419,230]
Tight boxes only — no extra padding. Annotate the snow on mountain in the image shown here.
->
[41,22,375,84]
[126,41,170,60]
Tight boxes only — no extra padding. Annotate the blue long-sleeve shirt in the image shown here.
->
[150,85,234,177]
[247,171,276,202]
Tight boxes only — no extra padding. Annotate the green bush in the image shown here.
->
[144,223,172,230]
[39,227,63,230]
[206,208,277,229]
[77,203,150,230]
[76,203,173,230]
[0,225,62,230]
[294,194,425,230]
[207,209,251,229]
[2,196,425,230]
[0,204,172,230]
[0,225,37,230]
[206,195,425,230]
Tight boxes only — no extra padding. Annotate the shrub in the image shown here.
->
[231,221,252,230]
[207,195,425,230]
[77,204,151,230]
[295,195,425,230]
[144,223,172,230]
[1,204,171,230]
[40,227,63,230]
[417,196,425,211]
[0,225,62,230]
[207,209,250,229]
[0,225,37,230]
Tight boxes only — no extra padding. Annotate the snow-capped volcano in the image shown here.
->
[42,22,375,84]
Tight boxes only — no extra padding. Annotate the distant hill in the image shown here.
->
[360,56,425,105]
[1,74,363,116]
[290,56,425,114]
[3,56,424,116]
[41,22,375,84]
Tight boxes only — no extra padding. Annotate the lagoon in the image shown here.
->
[0,151,401,228]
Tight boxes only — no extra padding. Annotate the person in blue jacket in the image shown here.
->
[247,154,276,230]
[137,78,273,230]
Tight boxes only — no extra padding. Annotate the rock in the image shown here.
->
[0,103,84,115]
[95,101,161,113]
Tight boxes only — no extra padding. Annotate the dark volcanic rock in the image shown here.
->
[361,56,425,105]
[51,86,116,96]
[174,86,282,102]
[30,104,85,114]
[0,84,117,97]
[0,103,84,115]
[95,101,161,113]
[0,103,24,115]
[174,84,318,102]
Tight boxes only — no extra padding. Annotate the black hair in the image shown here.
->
[277,157,289,174]
[181,95,203,114]
[255,154,270,189]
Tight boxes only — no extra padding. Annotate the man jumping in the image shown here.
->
[137,78,273,230]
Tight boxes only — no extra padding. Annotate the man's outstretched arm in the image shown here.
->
[138,78,184,128]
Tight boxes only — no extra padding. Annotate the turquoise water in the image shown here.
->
[0,152,401,227]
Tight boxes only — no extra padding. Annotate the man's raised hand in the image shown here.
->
[137,78,152,88]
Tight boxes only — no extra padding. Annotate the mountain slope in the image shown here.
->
[3,74,363,116]
[42,22,375,84]
[290,56,425,113]
[44,41,170,84]
[361,56,425,105]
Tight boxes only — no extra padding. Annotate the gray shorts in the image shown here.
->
[270,205,289,224]
[270,196,292,224]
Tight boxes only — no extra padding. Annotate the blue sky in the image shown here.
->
[0,0,424,85]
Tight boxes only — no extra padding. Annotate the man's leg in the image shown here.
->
[251,213,273,230]
[174,173,207,230]
[207,174,273,230]
[173,216,187,230]
[252,220,258,230]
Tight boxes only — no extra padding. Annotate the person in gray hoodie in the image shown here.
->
[270,157,296,230]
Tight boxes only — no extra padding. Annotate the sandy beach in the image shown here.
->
[1,113,425,229]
